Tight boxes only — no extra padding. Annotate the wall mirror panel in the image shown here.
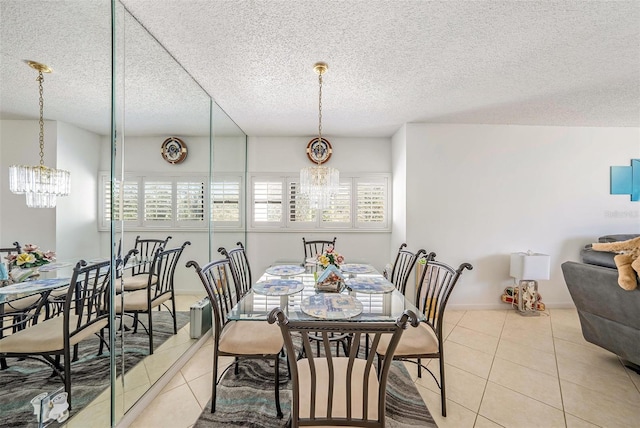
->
[0,0,246,426]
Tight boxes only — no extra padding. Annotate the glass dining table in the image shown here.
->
[228,262,423,323]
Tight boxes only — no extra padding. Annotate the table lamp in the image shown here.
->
[509,251,550,316]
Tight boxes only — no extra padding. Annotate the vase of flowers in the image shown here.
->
[315,247,346,292]
[317,246,344,269]
[6,244,55,282]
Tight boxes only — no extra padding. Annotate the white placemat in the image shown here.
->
[345,276,395,294]
[253,279,305,296]
[265,264,305,276]
[301,294,363,319]
[340,264,376,274]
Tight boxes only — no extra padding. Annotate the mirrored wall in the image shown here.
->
[0,0,246,426]
[109,1,247,425]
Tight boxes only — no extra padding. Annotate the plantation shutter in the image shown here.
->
[253,179,283,224]
[144,180,173,223]
[105,178,138,222]
[288,179,315,225]
[321,181,351,226]
[211,178,241,224]
[177,180,205,223]
[356,177,388,228]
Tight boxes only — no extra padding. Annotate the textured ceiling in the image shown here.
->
[1,0,639,138]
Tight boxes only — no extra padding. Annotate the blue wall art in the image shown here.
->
[610,159,640,201]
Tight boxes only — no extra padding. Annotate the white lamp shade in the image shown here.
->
[510,252,550,280]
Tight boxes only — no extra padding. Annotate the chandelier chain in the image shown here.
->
[37,71,45,167]
[318,71,323,162]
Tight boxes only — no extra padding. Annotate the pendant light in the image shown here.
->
[299,62,339,210]
[9,61,70,208]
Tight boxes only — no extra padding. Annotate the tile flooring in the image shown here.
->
[83,306,640,427]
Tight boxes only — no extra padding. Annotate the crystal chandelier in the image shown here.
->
[9,61,70,208]
[299,62,339,210]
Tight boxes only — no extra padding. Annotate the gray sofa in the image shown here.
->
[561,234,640,367]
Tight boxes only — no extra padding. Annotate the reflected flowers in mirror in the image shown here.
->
[7,244,56,269]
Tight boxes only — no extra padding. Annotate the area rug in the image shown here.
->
[0,311,189,428]
[194,358,438,428]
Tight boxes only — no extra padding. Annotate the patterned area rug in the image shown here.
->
[0,311,189,428]
[194,356,438,428]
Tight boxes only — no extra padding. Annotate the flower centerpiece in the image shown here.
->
[6,244,55,282]
[315,246,345,292]
[317,246,344,269]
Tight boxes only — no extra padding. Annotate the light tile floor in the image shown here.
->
[126,308,640,427]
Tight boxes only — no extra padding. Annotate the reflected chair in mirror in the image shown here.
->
[0,241,39,370]
[269,307,418,427]
[119,235,172,292]
[376,259,473,417]
[0,259,111,409]
[116,241,190,355]
[187,258,283,418]
[218,242,252,298]
[303,237,337,263]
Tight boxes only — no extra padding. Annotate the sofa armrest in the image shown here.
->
[561,261,640,329]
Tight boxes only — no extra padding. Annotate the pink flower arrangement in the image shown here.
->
[6,244,56,269]
[317,246,344,268]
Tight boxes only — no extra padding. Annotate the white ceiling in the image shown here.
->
[1,0,639,138]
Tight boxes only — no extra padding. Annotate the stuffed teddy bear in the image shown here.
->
[591,235,640,291]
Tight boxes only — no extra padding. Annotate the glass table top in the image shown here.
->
[228,268,423,323]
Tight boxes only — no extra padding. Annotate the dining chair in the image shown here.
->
[0,259,111,409]
[0,242,39,370]
[268,307,418,427]
[303,237,337,261]
[119,235,172,292]
[218,242,252,298]
[388,243,430,294]
[116,241,190,354]
[187,258,284,418]
[376,259,473,417]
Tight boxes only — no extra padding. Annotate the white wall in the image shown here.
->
[246,136,394,276]
[400,123,640,310]
[55,121,102,260]
[391,124,408,253]
[1,120,58,251]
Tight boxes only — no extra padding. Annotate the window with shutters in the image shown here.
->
[252,177,284,227]
[211,175,242,227]
[99,172,244,231]
[102,177,139,223]
[144,180,173,224]
[250,173,390,231]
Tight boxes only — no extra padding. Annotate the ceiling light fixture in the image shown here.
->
[9,61,70,208]
[299,62,339,210]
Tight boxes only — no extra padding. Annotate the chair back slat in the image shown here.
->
[389,243,429,294]
[303,237,337,260]
[0,242,21,275]
[218,242,252,297]
[64,259,111,341]
[130,235,172,276]
[417,260,473,336]
[188,259,238,343]
[269,308,418,427]
[151,242,190,300]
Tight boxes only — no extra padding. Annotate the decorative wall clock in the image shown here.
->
[306,137,332,164]
[161,137,188,164]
